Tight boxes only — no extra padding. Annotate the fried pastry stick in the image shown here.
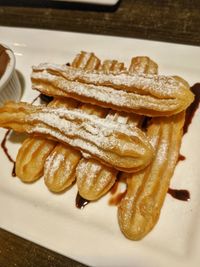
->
[0,100,154,173]
[31,62,194,116]
[76,56,158,200]
[118,111,185,240]
[15,136,55,182]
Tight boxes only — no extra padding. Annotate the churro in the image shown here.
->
[0,101,154,172]
[16,137,56,182]
[31,62,193,116]
[118,112,185,240]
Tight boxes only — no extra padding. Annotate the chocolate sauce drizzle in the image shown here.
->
[141,117,152,131]
[31,94,41,104]
[168,188,190,201]
[39,94,53,104]
[183,83,200,134]
[177,153,186,164]
[31,94,53,105]
[178,154,186,162]
[1,129,16,176]
[75,192,90,209]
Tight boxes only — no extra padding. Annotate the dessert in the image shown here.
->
[31,62,194,116]
[16,136,56,182]
[0,101,154,172]
[118,112,185,240]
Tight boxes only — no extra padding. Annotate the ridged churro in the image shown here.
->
[15,137,56,182]
[31,62,194,116]
[0,101,154,172]
[118,112,185,240]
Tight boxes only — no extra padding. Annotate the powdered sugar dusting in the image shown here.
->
[24,104,152,170]
[76,159,114,193]
[45,151,65,184]
[32,63,188,98]
[32,71,180,115]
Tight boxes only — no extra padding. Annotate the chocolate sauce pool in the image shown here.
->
[0,44,10,79]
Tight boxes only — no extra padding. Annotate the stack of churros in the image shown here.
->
[0,51,194,240]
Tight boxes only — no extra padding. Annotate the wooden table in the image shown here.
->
[0,1,200,266]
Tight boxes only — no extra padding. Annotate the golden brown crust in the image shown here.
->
[0,101,154,172]
[31,62,194,116]
[44,143,81,192]
[76,158,118,200]
[118,112,185,240]
[15,137,56,182]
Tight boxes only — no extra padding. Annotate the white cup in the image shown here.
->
[0,45,22,107]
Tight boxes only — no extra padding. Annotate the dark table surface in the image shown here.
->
[0,1,200,267]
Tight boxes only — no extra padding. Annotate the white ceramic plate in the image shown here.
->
[53,0,119,5]
[0,26,200,267]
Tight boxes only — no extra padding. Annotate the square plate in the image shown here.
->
[0,26,200,267]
